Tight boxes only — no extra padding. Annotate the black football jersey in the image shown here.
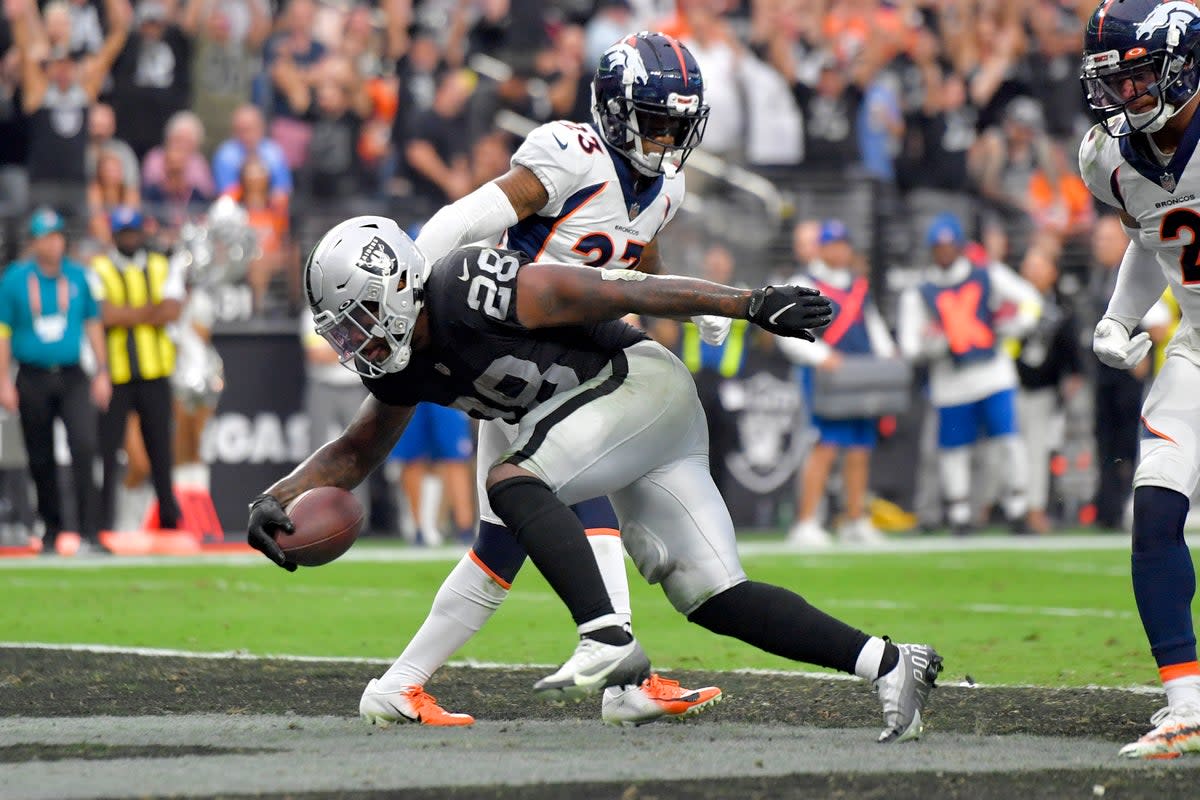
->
[364,246,647,421]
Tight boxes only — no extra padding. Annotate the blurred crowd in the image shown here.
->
[0,0,1154,546]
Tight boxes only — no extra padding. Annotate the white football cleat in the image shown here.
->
[534,637,651,701]
[874,642,943,743]
[1119,705,1200,759]
[838,517,886,545]
[787,519,833,547]
[601,674,723,726]
[359,679,474,727]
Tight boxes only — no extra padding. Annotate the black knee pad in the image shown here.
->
[486,476,558,534]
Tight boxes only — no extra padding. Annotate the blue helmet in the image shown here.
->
[591,31,709,177]
[1081,0,1200,136]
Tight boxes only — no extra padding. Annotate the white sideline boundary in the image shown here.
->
[0,533,1134,570]
[0,641,1165,696]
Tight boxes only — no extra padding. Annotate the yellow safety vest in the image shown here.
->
[92,252,176,384]
[681,319,748,378]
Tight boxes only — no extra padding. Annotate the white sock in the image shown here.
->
[999,435,1028,520]
[854,636,889,681]
[939,447,971,525]
[1165,675,1200,711]
[376,553,507,691]
[588,532,632,631]
[419,474,442,538]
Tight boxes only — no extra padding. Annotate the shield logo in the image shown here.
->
[355,236,398,276]
[628,202,640,220]
[1161,172,1177,193]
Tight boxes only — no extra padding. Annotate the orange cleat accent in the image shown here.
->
[601,673,723,725]
[359,679,474,727]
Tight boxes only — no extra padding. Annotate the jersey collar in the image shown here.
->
[599,126,665,220]
[1118,111,1200,194]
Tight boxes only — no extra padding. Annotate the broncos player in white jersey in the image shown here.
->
[340,33,733,727]
[1080,0,1200,759]
[247,215,944,745]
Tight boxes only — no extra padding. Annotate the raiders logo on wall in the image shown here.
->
[356,237,398,276]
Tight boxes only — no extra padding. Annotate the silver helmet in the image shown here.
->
[304,216,427,378]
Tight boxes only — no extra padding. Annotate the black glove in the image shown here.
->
[747,285,833,340]
[247,494,297,572]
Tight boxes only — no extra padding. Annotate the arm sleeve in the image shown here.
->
[989,262,1043,339]
[510,121,598,216]
[897,288,929,361]
[864,301,897,358]
[413,181,519,265]
[1105,239,1168,332]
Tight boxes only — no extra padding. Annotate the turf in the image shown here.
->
[0,541,1186,687]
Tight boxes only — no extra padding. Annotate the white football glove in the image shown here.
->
[692,314,732,346]
[1093,317,1152,370]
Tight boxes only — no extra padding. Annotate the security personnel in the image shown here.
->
[92,206,183,531]
[0,208,111,553]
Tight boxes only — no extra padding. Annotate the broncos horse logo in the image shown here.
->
[601,41,650,88]
[1136,0,1200,42]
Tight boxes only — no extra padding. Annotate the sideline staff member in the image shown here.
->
[92,207,183,531]
[0,208,111,553]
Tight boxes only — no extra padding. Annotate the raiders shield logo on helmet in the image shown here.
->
[356,236,398,276]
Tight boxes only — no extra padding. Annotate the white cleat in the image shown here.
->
[601,674,723,726]
[787,520,833,547]
[874,642,943,743]
[534,637,651,701]
[838,517,886,545]
[1119,705,1200,759]
[359,679,474,727]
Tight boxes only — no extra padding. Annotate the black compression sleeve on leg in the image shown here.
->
[487,476,616,628]
[688,581,870,674]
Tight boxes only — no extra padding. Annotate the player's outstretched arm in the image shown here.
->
[514,264,833,340]
[264,396,415,506]
[247,397,414,570]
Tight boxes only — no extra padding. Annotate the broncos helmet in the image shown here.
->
[592,31,709,178]
[304,216,426,378]
[1082,0,1200,136]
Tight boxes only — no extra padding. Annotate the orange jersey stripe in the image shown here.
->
[585,527,621,538]
[1142,416,1179,446]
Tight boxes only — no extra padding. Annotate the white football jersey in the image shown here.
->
[1080,121,1200,326]
[499,120,685,269]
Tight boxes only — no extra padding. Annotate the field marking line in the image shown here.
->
[0,641,1166,695]
[0,534,1135,571]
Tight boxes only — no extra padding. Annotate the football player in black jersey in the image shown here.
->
[247,217,943,743]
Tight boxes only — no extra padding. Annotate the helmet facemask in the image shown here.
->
[1083,25,1200,137]
[599,92,709,177]
[306,217,426,379]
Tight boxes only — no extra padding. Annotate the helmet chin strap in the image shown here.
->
[1130,101,1175,134]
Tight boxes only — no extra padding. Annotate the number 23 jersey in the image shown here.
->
[498,120,685,268]
[1080,120,1200,323]
[363,246,647,422]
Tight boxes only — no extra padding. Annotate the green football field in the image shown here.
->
[0,535,1185,688]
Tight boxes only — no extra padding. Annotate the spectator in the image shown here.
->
[972,97,1061,263]
[141,111,215,205]
[259,0,327,168]
[1088,215,1146,531]
[108,0,192,159]
[681,3,744,158]
[84,102,138,190]
[142,144,211,243]
[400,68,474,223]
[63,0,103,59]
[86,147,139,245]
[0,208,110,554]
[781,219,895,546]
[0,35,30,263]
[181,0,270,158]
[1014,247,1083,534]
[293,62,373,209]
[897,213,1041,535]
[584,0,635,70]
[212,103,292,195]
[223,156,288,311]
[90,206,182,533]
[9,0,127,224]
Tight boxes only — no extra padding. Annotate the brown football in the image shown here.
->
[276,487,364,567]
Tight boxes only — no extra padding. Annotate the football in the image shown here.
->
[277,487,364,567]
